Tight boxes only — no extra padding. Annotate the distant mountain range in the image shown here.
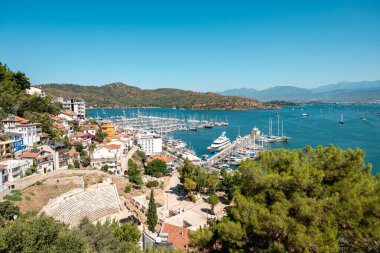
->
[219,80,380,102]
[40,82,279,110]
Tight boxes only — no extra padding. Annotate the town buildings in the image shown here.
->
[1,115,41,147]
[101,122,115,141]
[137,132,163,156]
[57,97,86,119]
[0,159,31,190]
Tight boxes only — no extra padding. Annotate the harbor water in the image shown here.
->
[88,104,380,174]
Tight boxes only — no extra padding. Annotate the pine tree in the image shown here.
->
[147,189,158,232]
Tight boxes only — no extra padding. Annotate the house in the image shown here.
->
[137,132,162,156]
[26,86,46,97]
[83,124,98,136]
[91,147,119,174]
[0,159,31,190]
[159,223,190,250]
[68,150,80,165]
[2,115,41,147]
[19,149,54,174]
[43,141,70,170]
[58,110,78,121]
[101,123,115,141]
[0,133,26,159]
[57,97,86,119]
[147,155,173,166]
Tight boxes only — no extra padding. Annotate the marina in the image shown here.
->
[88,103,380,174]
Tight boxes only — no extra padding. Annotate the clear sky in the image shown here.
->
[0,0,379,91]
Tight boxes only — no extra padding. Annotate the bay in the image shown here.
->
[88,104,380,174]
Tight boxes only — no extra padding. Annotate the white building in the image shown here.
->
[57,98,86,119]
[26,86,46,97]
[91,147,119,174]
[0,159,31,190]
[136,132,162,156]
[1,115,41,147]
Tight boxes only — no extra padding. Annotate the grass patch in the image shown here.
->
[25,196,31,201]
[4,190,23,202]
[28,192,35,196]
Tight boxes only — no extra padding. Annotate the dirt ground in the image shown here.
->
[17,182,81,213]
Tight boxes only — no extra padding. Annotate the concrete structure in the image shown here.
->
[0,140,14,159]
[58,110,78,121]
[137,132,162,156]
[0,159,31,190]
[101,123,115,141]
[42,141,70,170]
[19,149,54,174]
[91,147,119,174]
[26,86,46,97]
[41,182,121,227]
[2,115,41,147]
[83,124,98,136]
[57,98,86,119]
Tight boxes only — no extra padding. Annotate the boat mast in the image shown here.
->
[277,115,280,136]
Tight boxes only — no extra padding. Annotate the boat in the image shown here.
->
[204,123,214,128]
[188,127,197,131]
[275,120,289,142]
[207,131,231,153]
[339,114,344,125]
[301,113,309,117]
[360,116,366,120]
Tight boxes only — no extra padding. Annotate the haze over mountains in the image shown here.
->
[219,80,380,102]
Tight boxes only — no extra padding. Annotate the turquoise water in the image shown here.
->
[88,104,380,174]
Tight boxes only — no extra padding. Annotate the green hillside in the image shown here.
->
[41,82,279,110]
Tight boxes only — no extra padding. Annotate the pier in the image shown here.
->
[204,128,264,167]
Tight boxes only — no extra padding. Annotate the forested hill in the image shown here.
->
[41,83,279,110]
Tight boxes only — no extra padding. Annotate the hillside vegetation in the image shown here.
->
[41,83,278,110]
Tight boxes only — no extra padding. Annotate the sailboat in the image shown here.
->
[275,120,289,142]
[266,118,276,142]
[339,114,344,125]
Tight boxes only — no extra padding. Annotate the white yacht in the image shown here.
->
[207,131,231,153]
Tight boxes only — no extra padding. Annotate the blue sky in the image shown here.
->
[0,0,379,91]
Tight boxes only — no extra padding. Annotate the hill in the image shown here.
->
[219,80,380,102]
[41,83,278,110]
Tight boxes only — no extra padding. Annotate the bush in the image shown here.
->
[145,159,168,178]
[68,164,74,169]
[74,160,80,169]
[146,180,159,188]
[124,183,132,193]
[100,165,109,173]
[36,180,42,186]
[190,194,197,203]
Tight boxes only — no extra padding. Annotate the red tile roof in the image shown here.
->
[61,110,77,116]
[69,150,79,157]
[161,223,190,250]
[0,164,7,169]
[2,116,29,123]
[149,155,173,163]
[106,144,121,150]
[19,151,42,159]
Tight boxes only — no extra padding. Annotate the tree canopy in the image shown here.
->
[191,146,380,253]
[145,159,168,178]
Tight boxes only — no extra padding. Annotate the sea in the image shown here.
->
[88,104,380,175]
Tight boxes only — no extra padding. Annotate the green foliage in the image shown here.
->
[0,201,20,220]
[207,194,219,212]
[113,221,141,252]
[78,217,127,253]
[177,158,207,193]
[4,190,23,202]
[80,155,91,167]
[198,146,380,252]
[147,189,158,232]
[41,82,272,110]
[68,164,74,169]
[146,180,159,188]
[0,214,86,252]
[207,171,220,193]
[136,150,147,162]
[36,180,43,186]
[0,63,62,121]
[145,159,168,178]
[73,160,80,169]
[124,183,132,193]
[189,227,214,250]
[95,129,107,143]
[128,159,142,185]
[75,143,84,153]
[101,165,109,173]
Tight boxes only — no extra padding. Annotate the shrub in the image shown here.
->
[124,183,132,193]
[74,160,80,169]
[190,194,197,203]
[146,180,159,188]
[36,180,42,186]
